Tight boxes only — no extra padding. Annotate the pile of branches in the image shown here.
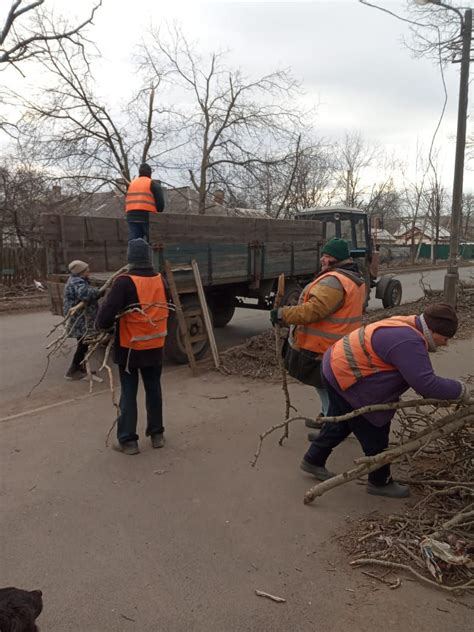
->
[335,388,474,593]
[219,329,287,380]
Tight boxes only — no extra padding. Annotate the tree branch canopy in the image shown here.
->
[0,0,102,67]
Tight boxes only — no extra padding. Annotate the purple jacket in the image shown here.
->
[323,317,462,426]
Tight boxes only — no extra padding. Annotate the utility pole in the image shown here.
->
[443,8,472,306]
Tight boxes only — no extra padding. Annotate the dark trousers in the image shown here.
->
[127,220,149,242]
[304,383,391,486]
[71,339,88,369]
[117,364,163,444]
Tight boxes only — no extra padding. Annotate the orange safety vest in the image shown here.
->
[125,177,158,213]
[119,274,168,350]
[293,271,366,354]
[329,315,427,391]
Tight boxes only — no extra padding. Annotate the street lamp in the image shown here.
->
[414,0,472,306]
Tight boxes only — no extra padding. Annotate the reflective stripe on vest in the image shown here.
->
[329,315,426,391]
[293,271,366,354]
[125,177,158,213]
[119,274,168,350]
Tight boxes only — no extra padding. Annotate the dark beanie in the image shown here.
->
[321,238,350,261]
[127,238,152,268]
[139,162,152,177]
[423,303,458,338]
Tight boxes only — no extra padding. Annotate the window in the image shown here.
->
[324,220,336,240]
[355,218,366,249]
[340,219,353,250]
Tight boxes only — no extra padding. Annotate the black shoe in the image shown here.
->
[367,479,410,498]
[64,366,87,380]
[113,440,139,455]
[300,459,335,480]
[151,434,165,449]
[305,415,324,429]
[307,432,319,442]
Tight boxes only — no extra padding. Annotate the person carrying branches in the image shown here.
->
[63,260,102,380]
[303,303,471,497]
[96,239,170,455]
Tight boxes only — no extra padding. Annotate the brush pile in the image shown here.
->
[338,379,474,593]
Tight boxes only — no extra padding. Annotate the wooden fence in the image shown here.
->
[0,246,47,286]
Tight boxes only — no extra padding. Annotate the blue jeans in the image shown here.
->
[315,386,329,416]
[117,364,163,443]
[127,220,149,242]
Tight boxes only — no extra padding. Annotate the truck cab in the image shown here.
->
[294,207,402,308]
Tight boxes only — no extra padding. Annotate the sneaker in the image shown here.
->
[305,415,324,429]
[64,367,87,380]
[113,441,139,455]
[367,479,410,498]
[150,434,165,449]
[81,371,104,383]
[300,459,335,480]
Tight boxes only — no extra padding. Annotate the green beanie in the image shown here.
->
[321,238,350,261]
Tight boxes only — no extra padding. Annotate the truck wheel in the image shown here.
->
[382,279,402,308]
[282,282,301,306]
[210,294,236,328]
[165,295,211,364]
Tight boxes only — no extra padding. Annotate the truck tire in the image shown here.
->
[165,294,211,364]
[382,279,402,308]
[282,282,301,306]
[210,293,236,328]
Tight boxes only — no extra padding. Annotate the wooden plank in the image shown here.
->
[164,260,197,375]
[191,259,220,369]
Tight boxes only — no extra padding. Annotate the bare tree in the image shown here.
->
[0,158,54,278]
[11,35,173,194]
[141,25,304,214]
[461,192,473,241]
[0,1,102,71]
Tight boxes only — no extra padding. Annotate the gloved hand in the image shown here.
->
[270,308,282,327]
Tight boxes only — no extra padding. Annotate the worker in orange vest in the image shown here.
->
[96,239,169,455]
[271,238,366,419]
[302,303,470,497]
[125,163,165,242]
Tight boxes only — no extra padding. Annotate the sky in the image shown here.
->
[2,0,472,191]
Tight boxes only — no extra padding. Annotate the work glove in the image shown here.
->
[270,307,283,327]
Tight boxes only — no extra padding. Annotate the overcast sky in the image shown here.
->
[3,0,472,190]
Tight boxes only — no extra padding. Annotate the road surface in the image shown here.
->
[0,266,472,631]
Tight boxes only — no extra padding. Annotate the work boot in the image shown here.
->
[367,479,410,498]
[64,366,87,380]
[300,459,335,480]
[305,414,324,429]
[113,440,139,455]
[151,434,165,449]
[307,432,319,442]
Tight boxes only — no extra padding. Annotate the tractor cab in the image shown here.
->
[294,207,402,308]
[294,206,371,259]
